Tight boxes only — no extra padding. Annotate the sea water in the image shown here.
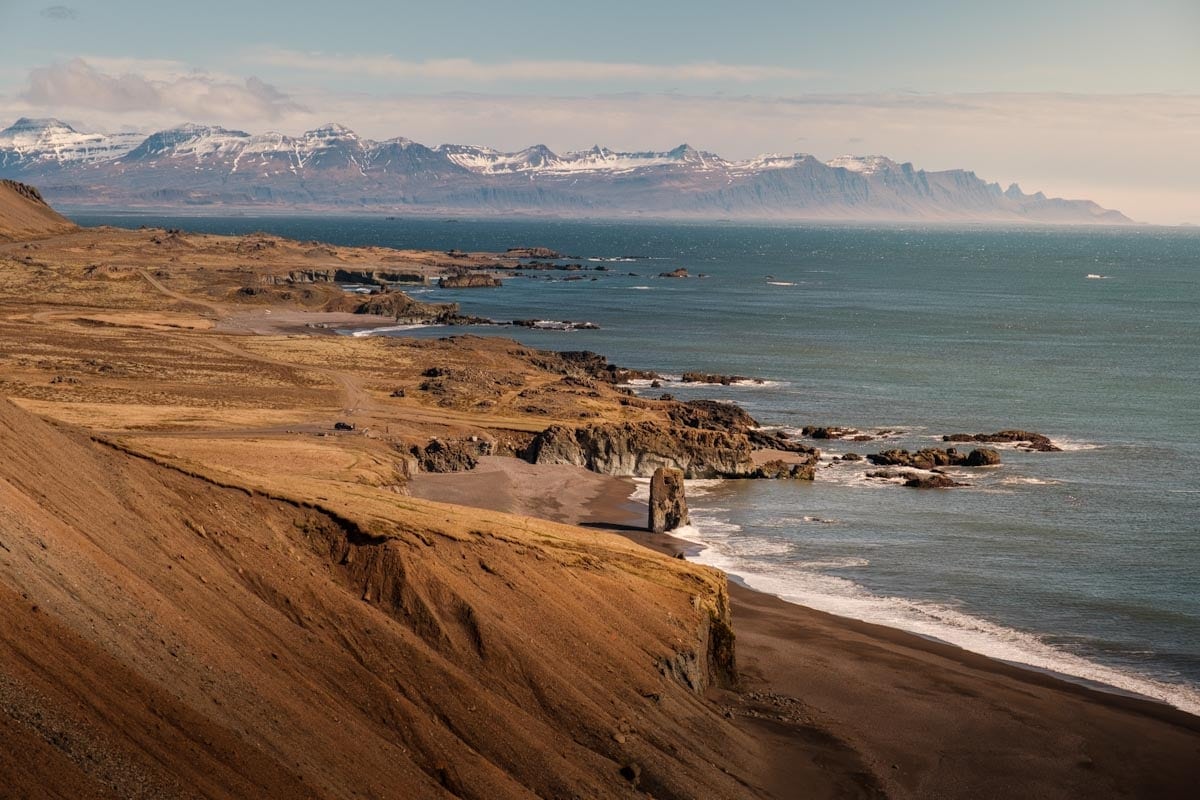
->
[73,213,1200,713]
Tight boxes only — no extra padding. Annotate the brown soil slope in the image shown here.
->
[0,181,77,241]
[0,398,772,799]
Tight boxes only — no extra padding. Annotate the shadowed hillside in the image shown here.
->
[0,180,76,241]
[0,396,775,798]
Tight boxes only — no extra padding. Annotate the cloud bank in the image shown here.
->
[21,59,303,120]
[252,49,820,83]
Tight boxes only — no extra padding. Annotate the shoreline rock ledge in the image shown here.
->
[649,466,689,533]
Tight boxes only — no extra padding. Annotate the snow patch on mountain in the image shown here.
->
[0,118,143,165]
[826,155,897,175]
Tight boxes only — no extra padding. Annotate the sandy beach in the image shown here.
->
[412,456,1200,799]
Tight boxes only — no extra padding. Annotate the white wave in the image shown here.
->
[999,476,1063,486]
[349,323,435,337]
[1055,438,1103,452]
[630,285,652,290]
[685,518,1200,716]
[794,557,869,569]
[1086,273,1109,279]
[684,478,724,498]
[815,467,897,489]
[766,281,797,286]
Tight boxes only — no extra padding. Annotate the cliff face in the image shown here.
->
[528,420,758,477]
[0,398,750,798]
[525,400,821,480]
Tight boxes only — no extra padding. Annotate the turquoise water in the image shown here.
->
[73,214,1200,712]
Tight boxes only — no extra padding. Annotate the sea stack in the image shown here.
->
[649,466,688,533]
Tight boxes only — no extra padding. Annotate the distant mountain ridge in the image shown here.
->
[0,117,1132,223]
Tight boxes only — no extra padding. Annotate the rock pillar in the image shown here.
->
[649,467,688,533]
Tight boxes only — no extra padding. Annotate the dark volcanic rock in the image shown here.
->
[964,448,1002,466]
[410,437,494,473]
[942,430,1061,452]
[658,268,689,278]
[506,247,562,259]
[525,421,755,478]
[867,447,1001,470]
[439,274,502,288]
[680,372,758,386]
[866,468,967,488]
[531,350,658,384]
[649,467,688,533]
[801,426,860,440]
[752,459,816,480]
[747,429,820,456]
[904,473,966,489]
[667,400,758,434]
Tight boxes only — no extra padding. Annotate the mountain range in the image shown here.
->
[0,117,1131,223]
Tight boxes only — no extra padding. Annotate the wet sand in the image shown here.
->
[412,456,1200,799]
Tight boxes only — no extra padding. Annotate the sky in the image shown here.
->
[0,0,1197,223]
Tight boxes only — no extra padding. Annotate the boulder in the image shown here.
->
[649,467,688,533]
[658,268,689,278]
[964,448,1002,466]
[904,473,966,489]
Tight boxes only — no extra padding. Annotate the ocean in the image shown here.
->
[72,213,1200,714]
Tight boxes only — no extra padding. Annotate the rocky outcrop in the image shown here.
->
[530,350,659,384]
[265,268,428,286]
[680,372,760,386]
[942,430,1061,452]
[525,421,755,478]
[963,448,1001,466]
[439,274,502,288]
[867,469,967,488]
[666,399,758,433]
[409,437,494,473]
[867,447,1001,470]
[342,289,460,320]
[748,428,820,455]
[649,467,688,533]
[659,268,689,278]
[506,247,562,259]
[801,426,860,440]
[752,459,816,480]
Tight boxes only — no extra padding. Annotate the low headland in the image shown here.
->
[1,181,1196,798]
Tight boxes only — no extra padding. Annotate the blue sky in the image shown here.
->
[0,0,1198,221]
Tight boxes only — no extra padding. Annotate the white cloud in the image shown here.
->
[251,48,821,83]
[21,59,304,120]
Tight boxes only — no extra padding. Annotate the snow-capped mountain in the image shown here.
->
[0,118,144,169]
[0,118,1132,223]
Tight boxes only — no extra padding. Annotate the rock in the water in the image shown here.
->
[658,268,689,278]
[649,467,688,533]
[964,448,1001,466]
[867,447,1001,470]
[942,430,1061,452]
[438,273,502,288]
[904,472,966,489]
